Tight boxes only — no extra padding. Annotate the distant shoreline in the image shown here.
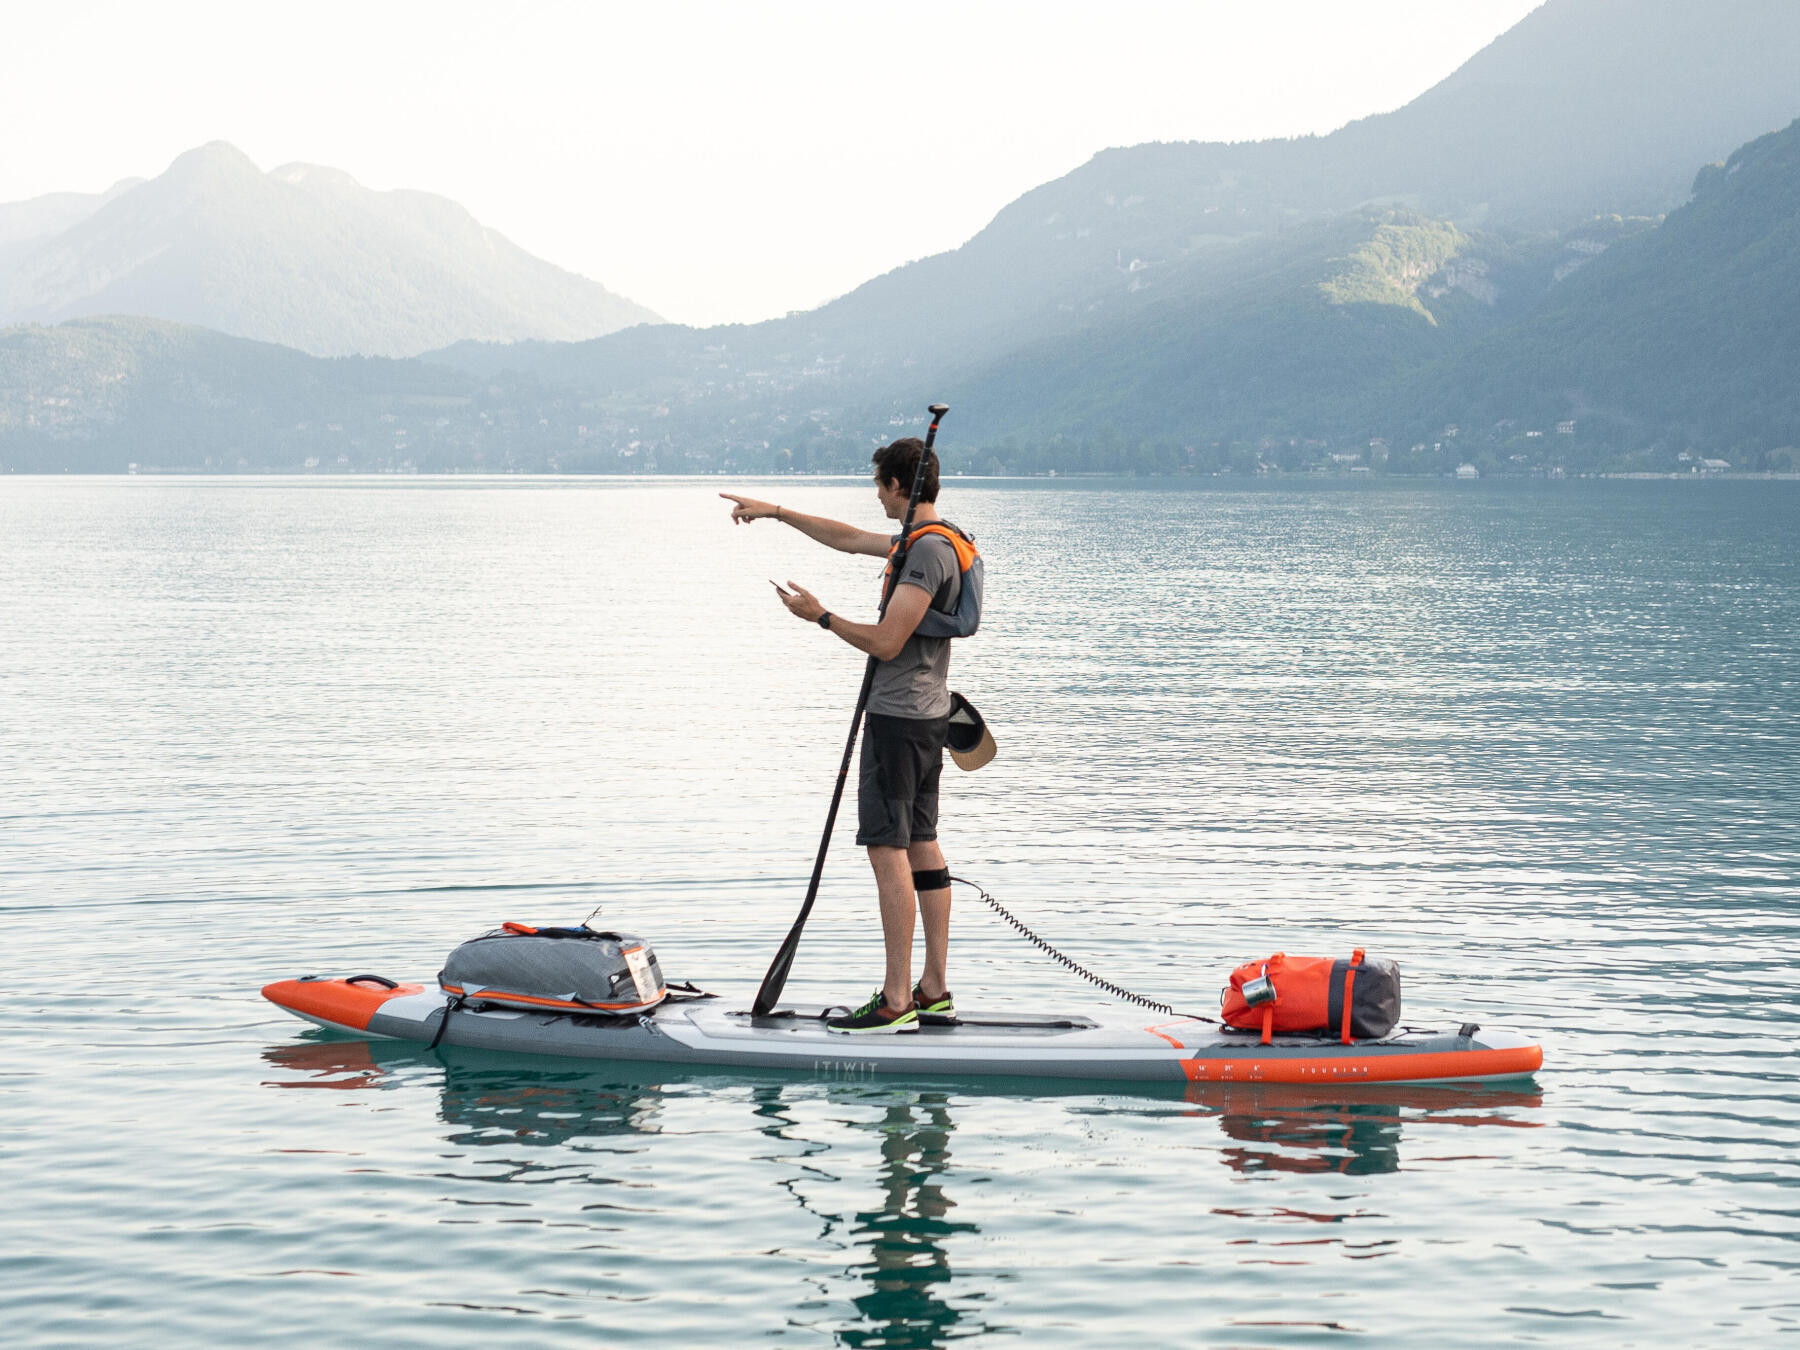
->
[8,471,1799,484]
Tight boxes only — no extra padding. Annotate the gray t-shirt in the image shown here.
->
[867,531,959,719]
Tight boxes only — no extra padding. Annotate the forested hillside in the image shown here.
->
[1388,120,1800,470]
[0,318,465,472]
[0,317,763,475]
[414,0,1800,473]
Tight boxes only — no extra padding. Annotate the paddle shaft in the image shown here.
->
[752,406,948,1016]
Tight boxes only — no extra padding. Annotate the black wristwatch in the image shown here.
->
[817,611,832,629]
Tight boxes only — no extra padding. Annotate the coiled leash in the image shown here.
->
[948,876,1217,1025]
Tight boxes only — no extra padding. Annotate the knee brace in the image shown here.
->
[912,867,951,893]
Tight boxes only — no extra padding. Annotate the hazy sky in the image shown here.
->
[2,1,1542,327]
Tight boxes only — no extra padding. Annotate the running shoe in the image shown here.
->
[912,983,956,1024]
[825,990,919,1035]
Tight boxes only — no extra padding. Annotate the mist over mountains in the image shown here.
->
[4,0,1800,476]
[0,143,658,358]
[0,177,143,278]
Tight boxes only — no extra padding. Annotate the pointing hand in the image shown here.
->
[720,493,779,524]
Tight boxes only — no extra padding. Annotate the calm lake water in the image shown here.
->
[3,475,1797,1347]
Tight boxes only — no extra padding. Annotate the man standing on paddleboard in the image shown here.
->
[722,438,978,1034]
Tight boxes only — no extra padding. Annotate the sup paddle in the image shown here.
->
[751,403,949,1017]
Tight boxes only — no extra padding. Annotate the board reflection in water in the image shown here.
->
[260,1037,1545,1344]
[1190,1083,1544,1178]
[262,1041,990,1344]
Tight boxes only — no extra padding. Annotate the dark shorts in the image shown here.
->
[856,712,948,849]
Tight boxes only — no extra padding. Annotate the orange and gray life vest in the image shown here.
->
[883,520,983,638]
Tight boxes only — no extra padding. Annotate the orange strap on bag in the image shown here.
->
[883,521,979,579]
[1221,948,1399,1043]
[1340,949,1365,1045]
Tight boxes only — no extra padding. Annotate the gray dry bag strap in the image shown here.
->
[428,992,467,1051]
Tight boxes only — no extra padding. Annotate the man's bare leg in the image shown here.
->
[908,839,951,1002]
[868,845,916,1009]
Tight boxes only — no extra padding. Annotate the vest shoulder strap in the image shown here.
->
[888,520,978,571]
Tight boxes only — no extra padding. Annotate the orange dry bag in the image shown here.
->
[1220,950,1401,1045]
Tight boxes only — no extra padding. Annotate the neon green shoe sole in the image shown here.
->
[912,984,956,1024]
[826,992,920,1035]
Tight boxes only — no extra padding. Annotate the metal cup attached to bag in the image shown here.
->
[1240,973,1277,1007]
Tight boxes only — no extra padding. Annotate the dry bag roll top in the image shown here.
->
[439,923,667,1015]
[883,521,983,639]
[1219,949,1401,1045]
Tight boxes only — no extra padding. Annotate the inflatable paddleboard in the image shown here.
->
[262,975,1542,1086]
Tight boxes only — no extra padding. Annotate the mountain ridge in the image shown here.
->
[0,142,660,357]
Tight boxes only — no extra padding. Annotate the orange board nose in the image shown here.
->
[262,978,423,1031]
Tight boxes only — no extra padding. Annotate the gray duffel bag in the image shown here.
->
[439,923,667,1015]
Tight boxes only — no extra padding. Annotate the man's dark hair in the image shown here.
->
[872,437,939,503]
